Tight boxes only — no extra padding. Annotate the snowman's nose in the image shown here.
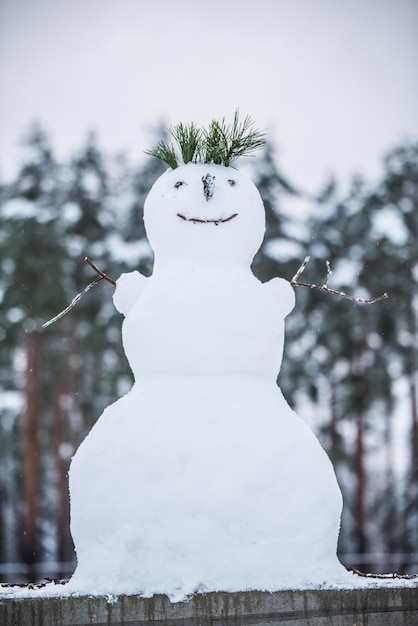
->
[202,173,215,201]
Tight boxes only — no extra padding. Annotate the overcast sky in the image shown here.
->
[0,0,417,195]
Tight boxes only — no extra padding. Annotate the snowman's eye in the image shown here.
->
[227,179,237,187]
[174,181,186,189]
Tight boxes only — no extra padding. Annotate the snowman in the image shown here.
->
[68,116,348,597]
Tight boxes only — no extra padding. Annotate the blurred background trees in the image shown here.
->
[0,124,417,582]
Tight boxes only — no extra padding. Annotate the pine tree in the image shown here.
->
[373,143,418,568]
[251,143,302,284]
[0,128,136,580]
[123,129,167,275]
[0,124,69,578]
[1,122,416,580]
[288,145,418,573]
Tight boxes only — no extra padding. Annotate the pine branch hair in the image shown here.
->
[145,110,267,169]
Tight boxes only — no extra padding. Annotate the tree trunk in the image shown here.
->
[407,374,418,552]
[410,375,418,484]
[0,486,5,565]
[352,320,370,570]
[20,330,43,581]
[328,373,339,463]
[53,363,75,576]
[354,409,367,555]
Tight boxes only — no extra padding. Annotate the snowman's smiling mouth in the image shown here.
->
[177,213,238,226]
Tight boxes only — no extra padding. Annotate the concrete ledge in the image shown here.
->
[1,587,417,626]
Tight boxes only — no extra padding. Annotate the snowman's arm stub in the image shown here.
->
[264,277,295,317]
[113,271,147,316]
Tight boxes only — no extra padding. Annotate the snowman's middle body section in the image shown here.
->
[123,267,286,381]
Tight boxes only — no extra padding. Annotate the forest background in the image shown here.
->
[0,124,417,583]
[0,0,417,586]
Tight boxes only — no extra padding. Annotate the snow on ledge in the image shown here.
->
[0,571,417,602]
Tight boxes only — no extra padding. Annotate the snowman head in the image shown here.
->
[143,112,267,270]
[144,163,265,270]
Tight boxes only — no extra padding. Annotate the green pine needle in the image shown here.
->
[202,111,267,167]
[201,120,228,165]
[144,140,179,170]
[146,110,266,169]
[170,122,202,165]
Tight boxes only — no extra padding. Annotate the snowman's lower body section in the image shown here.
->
[68,376,347,596]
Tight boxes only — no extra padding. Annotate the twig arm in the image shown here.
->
[290,256,388,305]
[324,260,332,288]
[42,277,103,328]
[42,258,116,328]
[85,257,116,286]
[291,255,311,283]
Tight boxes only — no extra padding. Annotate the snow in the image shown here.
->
[107,232,152,265]
[0,390,24,415]
[1,198,38,220]
[1,570,416,601]
[372,205,409,245]
[50,163,366,598]
[264,237,303,262]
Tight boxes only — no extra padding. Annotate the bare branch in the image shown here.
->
[42,258,116,329]
[42,277,103,328]
[345,566,418,580]
[291,256,388,305]
[324,260,332,288]
[291,255,311,283]
[85,257,116,286]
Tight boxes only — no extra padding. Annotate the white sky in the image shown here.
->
[0,0,417,194]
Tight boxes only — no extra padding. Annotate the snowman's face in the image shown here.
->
[144,163,265,268]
